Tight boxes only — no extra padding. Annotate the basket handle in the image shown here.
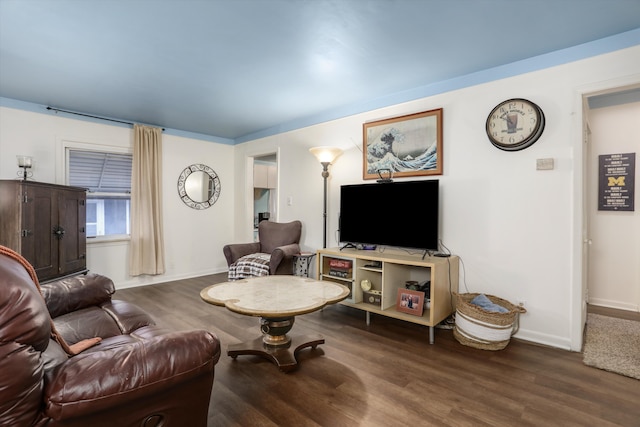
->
[511,311,524,336]
[515,304,527,314]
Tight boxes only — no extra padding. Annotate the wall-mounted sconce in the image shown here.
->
[309,146,343,248]
[16,155,33,181]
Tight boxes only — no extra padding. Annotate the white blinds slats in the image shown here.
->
[69,150,132,193]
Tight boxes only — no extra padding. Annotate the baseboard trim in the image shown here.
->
[512,328,572,351]
[588,298,639,312]
[116,268,227,289]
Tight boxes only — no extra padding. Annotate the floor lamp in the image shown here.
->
[309,146,343,248]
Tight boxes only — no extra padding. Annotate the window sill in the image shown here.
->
[87,235,131,245]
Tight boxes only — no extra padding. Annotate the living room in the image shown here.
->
[3,42,639,350]
[1,2,640,424]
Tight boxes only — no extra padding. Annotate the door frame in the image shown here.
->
[571,75,640,351]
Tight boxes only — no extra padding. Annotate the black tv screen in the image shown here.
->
[339,180,439,251]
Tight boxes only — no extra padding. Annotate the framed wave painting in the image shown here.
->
[363,108,443,180]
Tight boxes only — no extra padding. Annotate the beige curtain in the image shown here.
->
[129,124,165,276]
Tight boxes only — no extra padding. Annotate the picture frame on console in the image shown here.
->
[363,108,443,180]
[396,289,425,316]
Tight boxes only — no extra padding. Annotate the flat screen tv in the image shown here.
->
[339,180,439,251]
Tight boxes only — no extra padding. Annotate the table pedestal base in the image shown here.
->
[228,333,325,372]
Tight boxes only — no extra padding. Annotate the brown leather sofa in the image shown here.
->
[0,247,221,427]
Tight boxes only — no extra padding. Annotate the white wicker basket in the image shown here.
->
[453,293,526,350]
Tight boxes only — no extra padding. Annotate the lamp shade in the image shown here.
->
[309,146,343,164]
[16,155,33,168]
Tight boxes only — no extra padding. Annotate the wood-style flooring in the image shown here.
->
[115,273,640,427]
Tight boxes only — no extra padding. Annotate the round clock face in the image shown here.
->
[486,98,545,151]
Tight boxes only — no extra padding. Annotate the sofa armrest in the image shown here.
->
[270,243,301,275]
[223,242,261,266]
[40,274,115,318]
[44,329,221,421]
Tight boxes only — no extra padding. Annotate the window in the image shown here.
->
[68,149,132,238]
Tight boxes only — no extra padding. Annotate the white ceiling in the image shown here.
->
[1,0,639,143]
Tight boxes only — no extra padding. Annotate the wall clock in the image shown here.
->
[486,98,545,151]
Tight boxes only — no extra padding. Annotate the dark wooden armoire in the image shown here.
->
[0,180,87,282]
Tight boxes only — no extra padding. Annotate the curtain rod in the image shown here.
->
[46,106,165,131]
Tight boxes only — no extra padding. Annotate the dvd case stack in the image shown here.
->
[327,258,352,279]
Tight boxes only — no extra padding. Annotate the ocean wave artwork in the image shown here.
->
[366,126,438,174]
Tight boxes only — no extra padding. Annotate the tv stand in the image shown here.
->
[316,247,459,344]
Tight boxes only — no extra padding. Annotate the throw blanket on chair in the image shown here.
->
[228,253,271,280]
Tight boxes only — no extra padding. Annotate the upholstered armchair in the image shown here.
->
[223,220,302,279]
[0,245,221,427]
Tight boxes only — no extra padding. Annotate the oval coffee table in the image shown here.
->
[200,275,350,372]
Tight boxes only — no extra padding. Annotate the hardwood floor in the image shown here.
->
[116,274,640,427]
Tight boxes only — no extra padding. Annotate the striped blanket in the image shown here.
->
[228,253,271,280]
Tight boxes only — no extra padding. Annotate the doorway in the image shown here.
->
[252,153,278,240]
[584,87,640,316]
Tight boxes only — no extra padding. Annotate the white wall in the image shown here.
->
[234,45,640,351]
[0,106,234,288]
[587,101,640,311]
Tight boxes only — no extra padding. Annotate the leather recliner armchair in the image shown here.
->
[223,220,302,278]
[0,246,221,427]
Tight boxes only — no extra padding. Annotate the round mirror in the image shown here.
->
[177,164,221,209]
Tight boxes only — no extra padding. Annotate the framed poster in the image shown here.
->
[598,152,635,211]
[363,109,443,180]
[396,289,425,317]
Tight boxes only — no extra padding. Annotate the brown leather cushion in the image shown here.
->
[40,274,115,318]
[0,256,51,351]
[0,251,52,425]
[43,329,220,421]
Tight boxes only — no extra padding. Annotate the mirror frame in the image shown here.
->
[177,164,221,209]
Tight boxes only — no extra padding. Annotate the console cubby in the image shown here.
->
[319,253,355,302]
[316,248,459,344]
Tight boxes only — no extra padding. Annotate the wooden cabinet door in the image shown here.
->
[23,184,58,280]
[0,181,22,252]
[253,164,269,188]
[58,188,87,276]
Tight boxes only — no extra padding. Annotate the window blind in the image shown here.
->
[69,150,132,193]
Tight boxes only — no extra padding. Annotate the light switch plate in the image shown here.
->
[536,158,554,170]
